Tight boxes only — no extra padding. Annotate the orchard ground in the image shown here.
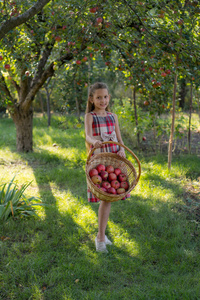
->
[0,113,200,299]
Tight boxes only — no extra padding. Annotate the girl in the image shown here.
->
[85,82,129,253]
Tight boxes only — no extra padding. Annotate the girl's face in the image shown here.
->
[90,88,110,111]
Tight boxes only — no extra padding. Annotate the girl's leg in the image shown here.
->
[97,200,111,242]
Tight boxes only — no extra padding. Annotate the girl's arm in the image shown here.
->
[113,113,126,157]
[84,113,103,148]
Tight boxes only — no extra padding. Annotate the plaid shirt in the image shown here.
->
[90,112,119,154]
[87,112,130,202]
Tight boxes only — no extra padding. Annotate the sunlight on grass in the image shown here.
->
[108,220,140,256]
[54,188,98,230]
[0,148,21,161]
[33,128,53,146]
[0,162,36,185]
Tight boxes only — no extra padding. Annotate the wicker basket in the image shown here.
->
[85,141,141,202]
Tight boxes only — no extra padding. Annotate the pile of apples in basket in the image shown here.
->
[89,164,129,195]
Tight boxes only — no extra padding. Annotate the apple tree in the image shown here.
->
[107,0,200,167]
[0,0,116,151]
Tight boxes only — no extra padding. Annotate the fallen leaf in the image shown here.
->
[75,279,79,283]
[1,236,10,241]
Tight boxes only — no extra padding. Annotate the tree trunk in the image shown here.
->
[168,72,178,170]
[74,80,81,121]
[12,106,33,152]
[188,83,193,154]
[45,86,51,127]
[133,87,140,146]
[38,92,45,117]
[179,78,186,109]
[198,91,200,122]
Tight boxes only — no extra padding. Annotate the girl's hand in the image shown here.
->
[93,140,103,148]
[117,149,126,158]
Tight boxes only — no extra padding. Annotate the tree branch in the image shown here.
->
[22,62,55,111]
[0,0,51,40]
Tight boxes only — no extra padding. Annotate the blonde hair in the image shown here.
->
[85,82,111,153]
[85,82,111,113]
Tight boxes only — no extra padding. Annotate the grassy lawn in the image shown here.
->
[0,114,200,299]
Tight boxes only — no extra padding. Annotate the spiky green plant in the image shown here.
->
[0,177,44,221]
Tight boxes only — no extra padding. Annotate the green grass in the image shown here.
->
[0,114,200,300]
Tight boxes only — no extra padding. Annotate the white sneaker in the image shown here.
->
[95,237,108,253]
[105,235,112,245]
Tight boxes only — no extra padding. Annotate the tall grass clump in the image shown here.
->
[0,176,44,221]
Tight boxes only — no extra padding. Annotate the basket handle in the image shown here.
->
[86,141,141,183]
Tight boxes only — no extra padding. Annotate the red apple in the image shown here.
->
[120,181,129,190]
[114,168,121,176]
[166,69,171,74]
[55,36,62,42]
[4,64,10,70]
[89,168,98,177]
[108,173,117,182]
[117,187,126,194]
[82,56,88,62]
[144,100,149,106]
[0,56,3,61]
[107,187,117,194]
[118,173,127,182]
[100,187,107,192]
[157,82,161,87]
[102,181,111,189]
[76,60,82,65]
[95,184,101,188]
[96,164,106,173]
[161,72,167,77]
[106,165,114,173]
[142,136,146,141]
[25,71,30,77]
[62,25,67,30]
[111,180,120,189]
[105,22,111,28]
[105,61,111,66]
[90,7,97,13]
[178,19,183,25]
[96,17,103,24]
[99,170,108,181]
[91,175,102,185]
